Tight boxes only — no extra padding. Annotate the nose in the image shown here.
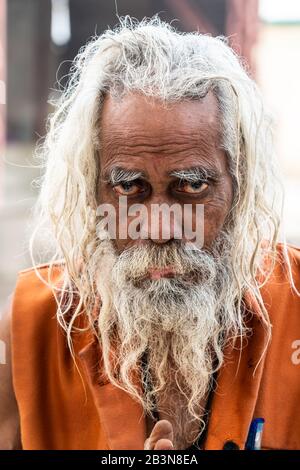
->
[139,203,183,245]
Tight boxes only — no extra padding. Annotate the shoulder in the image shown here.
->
[280,242,300,270]
[10,261,69,396]
[12,260,65,308]
[11,259,89,357]
[10,260,66,343]
[277,242,300,260]
[274,242,300,286]
[260,242,300,322]
[16,259,65,284]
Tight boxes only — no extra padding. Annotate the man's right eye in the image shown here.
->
[113,181,144,196]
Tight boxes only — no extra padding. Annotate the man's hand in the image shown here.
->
[144,419,174,450]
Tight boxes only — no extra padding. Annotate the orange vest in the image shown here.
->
[10,243,300,450]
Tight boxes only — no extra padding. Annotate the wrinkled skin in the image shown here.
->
[99,92,233,253]
[99,92,234,449]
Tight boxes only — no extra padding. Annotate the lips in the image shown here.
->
[147,267,176,280]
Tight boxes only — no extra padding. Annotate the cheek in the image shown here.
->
[98,191,137,252]
[97,183,121,250]
[98,179,233,251]
[203,205,228,247]
[202,182,233,247]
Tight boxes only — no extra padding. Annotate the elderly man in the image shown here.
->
[1,18,300,451]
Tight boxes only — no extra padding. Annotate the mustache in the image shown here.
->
[112,241,219,285]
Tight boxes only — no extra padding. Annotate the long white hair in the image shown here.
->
[30,16,288,398]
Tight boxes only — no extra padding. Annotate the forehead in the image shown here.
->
[99,92,223,172]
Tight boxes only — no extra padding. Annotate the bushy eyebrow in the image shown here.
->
[103,166,148,184]
[102,165,221,185]
[169,166,221,182]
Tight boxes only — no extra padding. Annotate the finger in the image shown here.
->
[154,438,174,450]
[145,419,174,450]
[144,438,151,450]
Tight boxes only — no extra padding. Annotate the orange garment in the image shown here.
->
[10,243,300,450]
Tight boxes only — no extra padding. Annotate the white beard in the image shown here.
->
[95,235,244,447]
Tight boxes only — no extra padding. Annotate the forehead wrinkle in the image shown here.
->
[101,126,220,160]
[102,123,219,143]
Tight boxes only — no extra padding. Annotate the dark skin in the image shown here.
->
[98,92,234,449]
[0,92,234,450]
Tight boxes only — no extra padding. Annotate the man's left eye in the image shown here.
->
[177,181,209,194]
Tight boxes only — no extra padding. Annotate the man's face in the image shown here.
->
[98,92,233,257]
[96,93,239,445]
